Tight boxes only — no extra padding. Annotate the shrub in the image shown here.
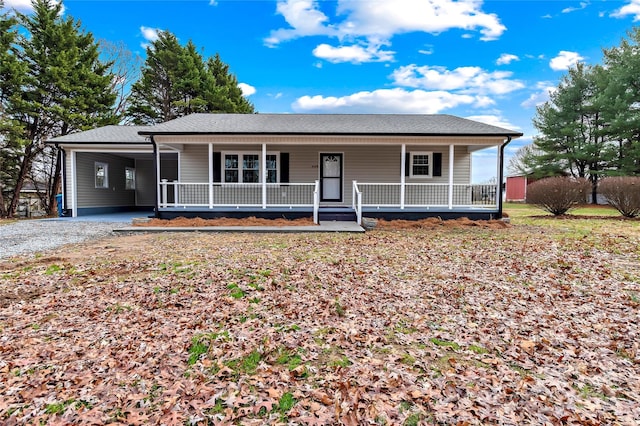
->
[598,177,640,218]
[526,177,589,215]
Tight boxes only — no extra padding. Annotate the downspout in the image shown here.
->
[59,146,67,214]
[151,136,159,218]
[497,136,512,219]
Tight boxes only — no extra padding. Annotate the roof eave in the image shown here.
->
[138,131,523,138]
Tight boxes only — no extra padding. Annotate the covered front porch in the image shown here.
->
[154,142,504,223]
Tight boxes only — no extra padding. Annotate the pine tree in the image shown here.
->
[126,31,254,124]
[2,0,117,217]
[528,63,611,203]
[0,1,26,216]
[206,53,254,114]
[599,28,640,175]
[127,31,183,124]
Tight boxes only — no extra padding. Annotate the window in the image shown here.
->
[242,154,259,183]
[95,162,109,188]
[224,154,239,182]
[266,154,278,183]
[125,167,136,190]
[410,152,432,178]
[223,152,279,183]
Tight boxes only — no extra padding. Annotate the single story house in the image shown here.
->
[47,113,522,223]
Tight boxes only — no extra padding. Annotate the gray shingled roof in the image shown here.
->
[47,125,149,144]
[139,114,522,137]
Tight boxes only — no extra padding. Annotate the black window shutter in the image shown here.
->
[280,153,290,183]
[433,153,442,177]
[213,152,221,183]
[405,152,410,176]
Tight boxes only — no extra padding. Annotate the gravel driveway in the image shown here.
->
[0,217,134,260]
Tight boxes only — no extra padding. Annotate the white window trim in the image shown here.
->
[95,161,109,189]
[125,167,136,190]
[221,151,280,183]
[409,151,433,179]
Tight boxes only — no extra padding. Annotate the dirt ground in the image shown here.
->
[135,216,511,230]
[1,218,638,425]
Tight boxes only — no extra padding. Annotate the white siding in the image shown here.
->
[177,143,474,206]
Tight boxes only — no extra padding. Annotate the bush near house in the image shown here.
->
[598,176,640,218]
[526,177,590,215]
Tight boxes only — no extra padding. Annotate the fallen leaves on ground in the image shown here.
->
[1,223,639,425]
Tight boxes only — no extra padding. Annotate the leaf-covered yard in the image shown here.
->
[1,215,639,425]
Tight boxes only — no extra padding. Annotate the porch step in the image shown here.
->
[318,209,357,222]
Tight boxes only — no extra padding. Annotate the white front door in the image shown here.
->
[320,153,342,202]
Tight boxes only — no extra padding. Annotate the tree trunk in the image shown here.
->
[591,178,598,205]
[7,144,35,218]
[0,183,6,217]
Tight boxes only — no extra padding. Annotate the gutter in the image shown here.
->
[151,136,159,218]
[497,136,512,219]
[138,130,524,138]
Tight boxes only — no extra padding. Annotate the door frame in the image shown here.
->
[319,152,343,203]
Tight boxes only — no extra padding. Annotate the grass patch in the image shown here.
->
[429,338,460,350]
[225,350,262,375]
[44,264,63,275]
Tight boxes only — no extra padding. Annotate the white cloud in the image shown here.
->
[209,0,218,5]
[612,0,640,20]
[3,0,64,14]
[465,114,520,131]
[418,45,434,55]
[238,83,256,96]
[292,88,484,114]
[140,26,160,42]
[266,0,507,62]
[549,50,584,71]
[390,65,524,95]
[264,0,334,47]
[561,2,589,14]
[521,82,556,108]
[312,43,395,63]
[334,0,506,41]
[496,53,519,65]
[3,0,34,11]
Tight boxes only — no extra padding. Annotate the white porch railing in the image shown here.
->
[159,180,316,208]
[355,182,497,208]
[159,180,498,211]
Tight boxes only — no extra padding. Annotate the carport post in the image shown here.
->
[152,136,160,218]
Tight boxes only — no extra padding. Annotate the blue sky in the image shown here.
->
[4,0,640,182]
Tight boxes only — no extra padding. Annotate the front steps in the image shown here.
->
[318,207,357,222]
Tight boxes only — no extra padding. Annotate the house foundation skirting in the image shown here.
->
[156,207,499,221]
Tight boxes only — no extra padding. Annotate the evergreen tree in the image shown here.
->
[206,53,254,114]
[0,1,26,216]
[599,28,640,175]
[127,31,183,124]
[127,31,254,124]
[1,0,117,217]
[527,63,611,203]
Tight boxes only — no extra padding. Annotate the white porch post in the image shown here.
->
[262,143,267,209]
[448,144,454,209]
[400,144,406,209]
[70,150,77,217]
[208,143,214,209]
[156,145,161,210]
[496,145,502,210]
